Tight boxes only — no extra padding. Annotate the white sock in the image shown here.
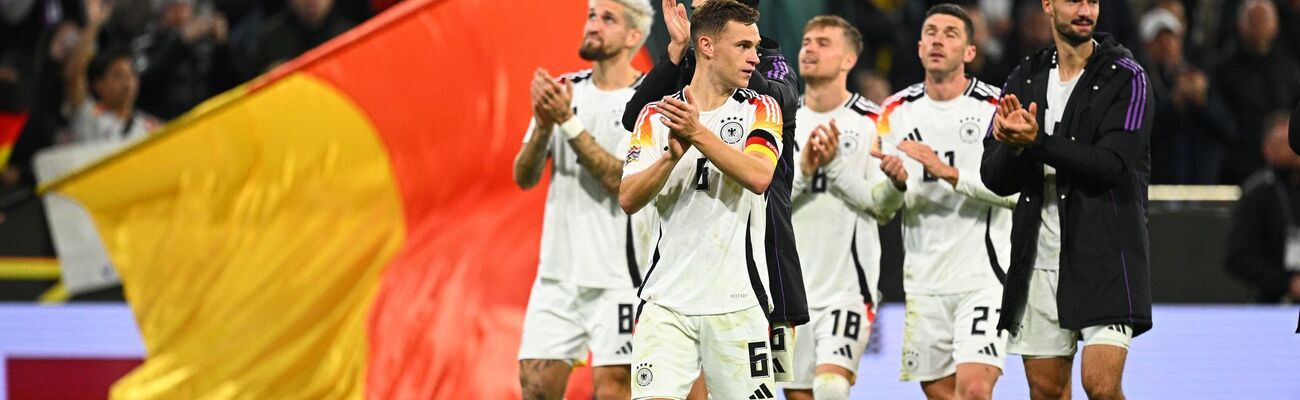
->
[812,373,851,400]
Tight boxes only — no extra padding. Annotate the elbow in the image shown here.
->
[511,166,537,190]
[619,193,643,215]
[743,174,772,195]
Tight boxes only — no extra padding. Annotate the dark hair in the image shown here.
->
[925,3,976,44]
[87,46,135,83]
[738,0,759,8]
[804,15,864,55]
[690,0,760,45]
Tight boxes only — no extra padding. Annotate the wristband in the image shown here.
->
[560,116,584,140]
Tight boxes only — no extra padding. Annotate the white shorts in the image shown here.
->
[900,286,1008,382]
[517,277,639,367]
[783,301,876,390]
[631,302,776,400]
[1008,268,1134,357]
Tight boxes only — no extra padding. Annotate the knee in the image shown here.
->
[812,373,851,400]
[519,361,564,400]
[1082,377,1123,400]
[1027,379,1068,400]
[592,372,630,400]
[957,380,993,400]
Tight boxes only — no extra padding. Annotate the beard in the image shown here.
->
[1054,17,1094,46]
[578,40,617,61]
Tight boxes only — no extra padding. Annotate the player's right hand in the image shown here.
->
[871,150,908,190]
[663,0,690,64]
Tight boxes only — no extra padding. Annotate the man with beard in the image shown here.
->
[511,0,657,398]
[982,0,1154,398]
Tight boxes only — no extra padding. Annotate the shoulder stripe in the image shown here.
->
[559,69,594,84]
[1115,58,1148,131]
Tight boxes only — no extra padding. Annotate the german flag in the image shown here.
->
[39,0,643,397]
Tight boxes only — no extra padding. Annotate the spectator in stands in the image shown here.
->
[250,0,356,76]
[853,69,892,105]
[1226,111,1300,303]
[1215,0,1300,184]
[1143,7,1236,184]
[62,0,159,143]
[136,0,241,120]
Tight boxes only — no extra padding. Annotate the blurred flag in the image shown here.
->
[38,0,636,398]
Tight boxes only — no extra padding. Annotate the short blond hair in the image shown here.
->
[592,0,655,45]
[804,15,864,55]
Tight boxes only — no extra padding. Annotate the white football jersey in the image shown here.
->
[524,70,658,289]
[620,88,782,316]
[791,93,891,309]
[875,78,1015,295]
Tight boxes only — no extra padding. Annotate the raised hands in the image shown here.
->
[662,0,691,64]
[530,68,575,129]
[656,85,704,143]
[992,94,1040,148]
[801,119,842,177]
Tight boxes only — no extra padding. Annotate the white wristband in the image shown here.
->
[560,116,584,140]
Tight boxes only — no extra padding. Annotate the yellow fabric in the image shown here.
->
[49,73,405,399]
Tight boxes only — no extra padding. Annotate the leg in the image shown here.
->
[699,306,777,399]
[519,359,571,400]
[1078,325,1132,400]
[630,303,700,399]
[954,363,1001,400]
[686,375,708,400]
[783,388,813,400]
[592,366,630,400]
[518,278,587,400]
[585,288,638,399]
[811,364,854,400]
[1023,356,1072,400]
[921,375,957,400]
[951,287,1008,400]
[1080,345,1126,400]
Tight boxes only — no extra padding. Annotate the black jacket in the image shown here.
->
[622,38,809,325]
[981,33,1154,337]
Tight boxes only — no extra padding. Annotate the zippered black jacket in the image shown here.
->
[981,33,1153,336]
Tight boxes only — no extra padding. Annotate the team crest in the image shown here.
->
[840,130,860,151]
[720,116,746,144]
[636,362,654,386]
[902,349,921,372]
[958,116,983,144]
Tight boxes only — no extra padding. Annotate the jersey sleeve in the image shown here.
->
[744,95,783,166]
[621,103,664,178]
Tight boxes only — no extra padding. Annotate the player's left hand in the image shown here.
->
[897,140,956,182]
[993,94,1039,148]
[535,68,575,123]
[817,119,842,163]
[658,85,705,142]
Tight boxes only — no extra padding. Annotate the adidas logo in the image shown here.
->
[748,383,775,399]
[1107,325,1129,335]
[614,342,633,356]
[833,344,853,358]
[903,128,924,142]
[977,343,999,357]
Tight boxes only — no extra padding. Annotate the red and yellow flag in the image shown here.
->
[41,0,646,398]
[0,111,26,168]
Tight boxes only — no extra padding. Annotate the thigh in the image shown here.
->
[519,278,587,363]
[1079,326,1130,390]
[952,287,1009,371]
[1007,269,1077,358]
[901,294,956,382]
[631,303,699,400]
[699,306,778,399]
[813,302,874,382]
[583,287,639,367]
